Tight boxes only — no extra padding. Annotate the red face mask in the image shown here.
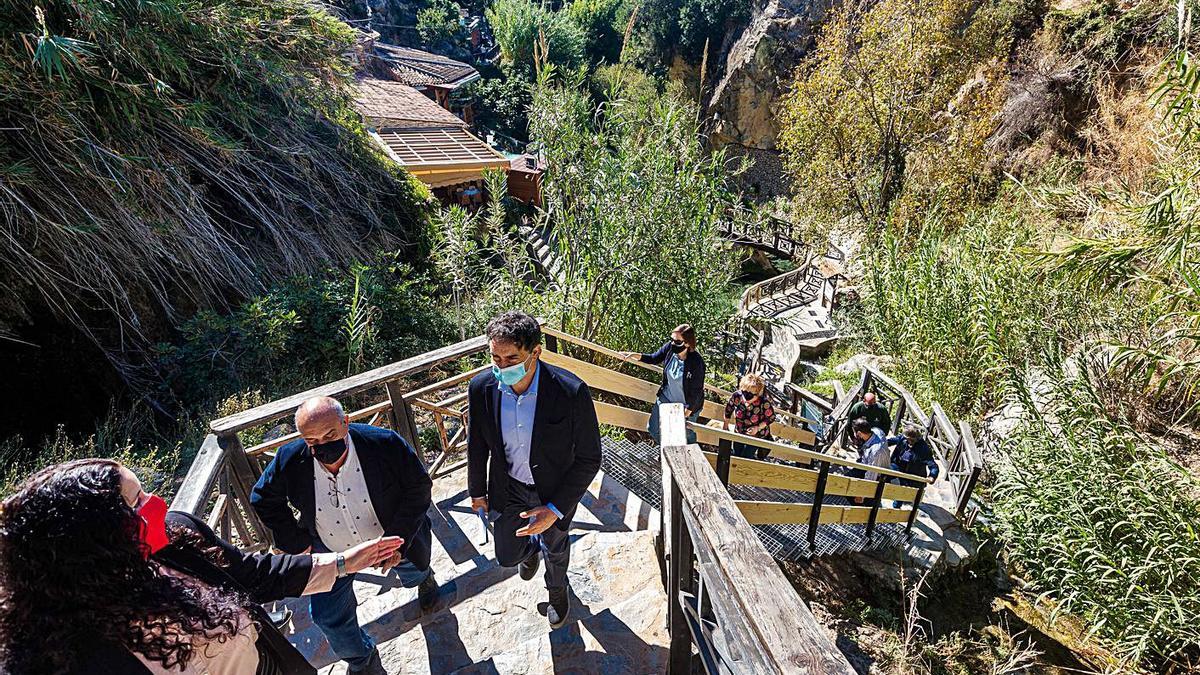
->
[137,494,170,559]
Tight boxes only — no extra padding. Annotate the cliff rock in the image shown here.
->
[706,0,833,197]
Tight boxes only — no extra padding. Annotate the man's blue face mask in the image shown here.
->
[492,351,534,386]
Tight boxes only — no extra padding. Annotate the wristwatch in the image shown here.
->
[336,553,347,578]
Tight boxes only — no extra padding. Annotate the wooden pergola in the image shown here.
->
[372,126,510,189]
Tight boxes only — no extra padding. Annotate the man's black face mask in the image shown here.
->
[311,437,347,464]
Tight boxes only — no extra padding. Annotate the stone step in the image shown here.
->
[443,582,669,675]
[285,469,664,674]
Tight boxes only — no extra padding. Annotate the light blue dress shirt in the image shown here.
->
[498,363,562,519]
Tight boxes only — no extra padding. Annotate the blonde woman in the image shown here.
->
[722,373,776,460]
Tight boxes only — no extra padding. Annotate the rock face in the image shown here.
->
[706,0,834,196]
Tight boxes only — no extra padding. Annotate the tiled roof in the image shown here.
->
[374,44,480,89]
[353,78,465,129]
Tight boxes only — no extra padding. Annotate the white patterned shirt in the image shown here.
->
[313,434,384,553]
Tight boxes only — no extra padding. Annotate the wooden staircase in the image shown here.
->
[169,326,981,674]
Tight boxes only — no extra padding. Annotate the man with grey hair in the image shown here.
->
[251,395,437,675]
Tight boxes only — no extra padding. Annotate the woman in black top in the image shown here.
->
[0,458,400,675]
[622,323,707,444]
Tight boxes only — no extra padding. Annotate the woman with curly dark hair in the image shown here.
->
[0,458,402,674]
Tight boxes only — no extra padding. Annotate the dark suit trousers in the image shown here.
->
[494,480,570,590]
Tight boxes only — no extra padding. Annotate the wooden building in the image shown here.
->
[355,78,517,206]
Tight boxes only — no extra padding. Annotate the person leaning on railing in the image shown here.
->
[620,323,707,445]
[722,373,776,461]
[0,458,402,675]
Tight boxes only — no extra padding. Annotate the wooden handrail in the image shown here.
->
[688,419,925,483]
[210,334,489,434]
[660,403,854,674]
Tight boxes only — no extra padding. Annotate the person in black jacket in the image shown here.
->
[0,458,401,675]
[621,323,707,444]
[468,311,603,629]
[251,398,437,675]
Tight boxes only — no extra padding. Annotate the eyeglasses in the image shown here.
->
[327,476,343,509]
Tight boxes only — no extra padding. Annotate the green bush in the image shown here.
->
[992,364,1200,666]
[487,0,587,78]
[418,0,466,49]
[154,259,457,410]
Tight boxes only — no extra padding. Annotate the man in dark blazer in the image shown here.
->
[251,396,437,675]
[468,311,602,629]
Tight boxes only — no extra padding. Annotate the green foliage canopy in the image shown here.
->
[0,0,430,371]
[529,72,740,350]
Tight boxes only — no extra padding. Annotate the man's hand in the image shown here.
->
[618,351,638,361]
[343,536,403,574]
[516,505,559,536]
[471,496,489,514]
[379,551,404,572]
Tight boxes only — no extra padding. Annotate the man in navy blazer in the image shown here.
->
[251,397,437,675]
[468,311,602,629]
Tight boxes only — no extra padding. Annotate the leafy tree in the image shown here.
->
[487,0,587,78]
[778,0,1008,226]
[634,0,749,65]
[567,0,626,64]
[529,70,740,349]
[461,72,533,146]
[417,0,465,49]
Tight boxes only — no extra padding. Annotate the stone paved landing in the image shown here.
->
[273,468,667,674]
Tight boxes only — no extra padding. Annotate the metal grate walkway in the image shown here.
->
[600,437,907,560]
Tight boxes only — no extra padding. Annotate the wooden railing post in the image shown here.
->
[667,469,694,674]
[906,483,926,536]
[715,437,733,486]
[891,396,906,435]
[807,460,830,549]
[218,433,271,550]
[385,379,421,455]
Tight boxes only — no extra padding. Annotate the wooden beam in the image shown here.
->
[402,365,489,402]
[594,400,651,431]
[205,493,229,531]
[736,501,911,526]
[688,421,917,482]
[171,434,224,516]
[662,441,854,673]
[211,334,489,434]
[701,454,919,502]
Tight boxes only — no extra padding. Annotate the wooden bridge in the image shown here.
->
[717,213,807,261]
[171,324,981,673]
